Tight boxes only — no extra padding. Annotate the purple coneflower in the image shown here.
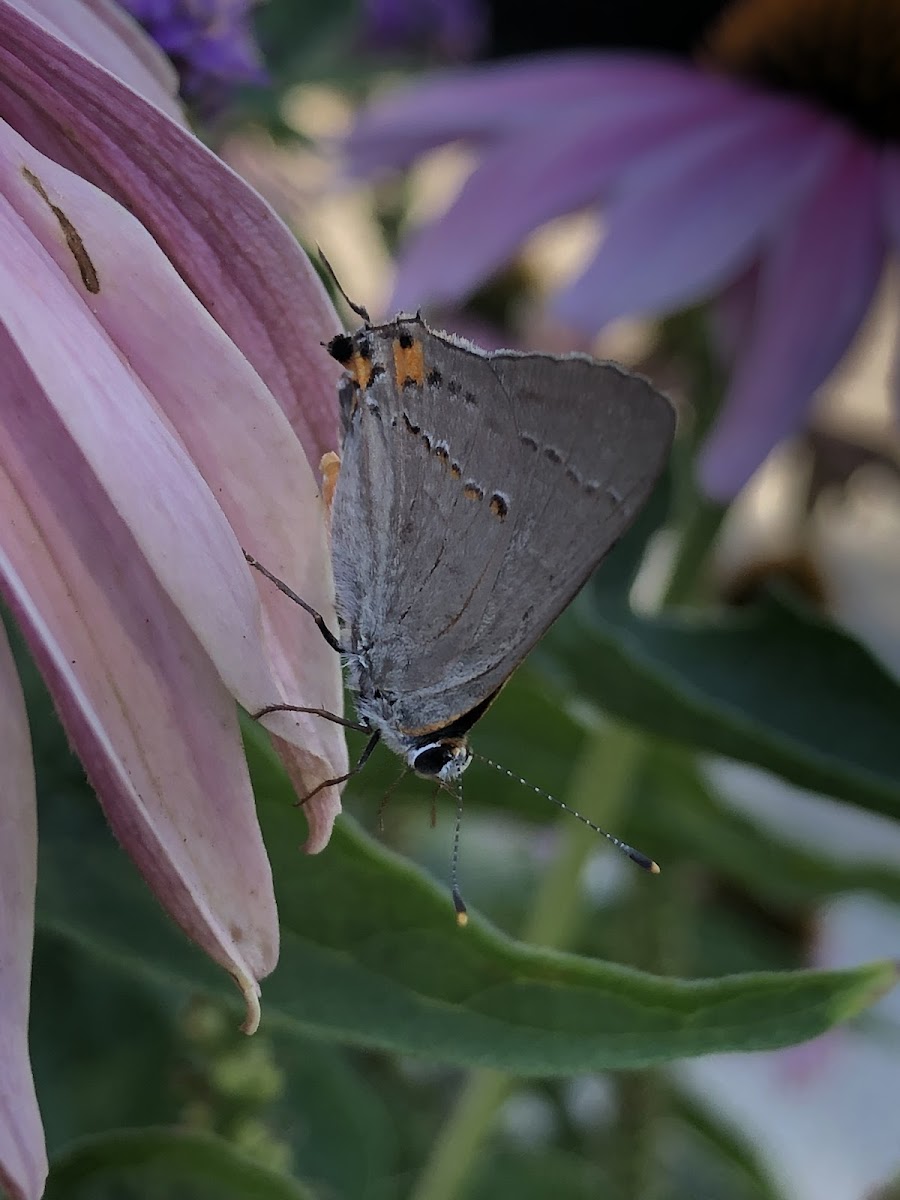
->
[0,4,344,1197]
[343,0,900,497]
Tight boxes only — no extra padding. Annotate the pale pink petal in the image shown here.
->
[0,322,276,1031]
[1,0,181,121]
[700,136,885,498]
[0,114,347,845]
[391,80,750,310]
[0,1,342,470]
[0,158,307,1023]
[75,0,181,99]
[556,98,837,329]
[345,53,748,176]
[0,628,46,1200]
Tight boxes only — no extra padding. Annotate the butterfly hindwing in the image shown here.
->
[330,317,674,736]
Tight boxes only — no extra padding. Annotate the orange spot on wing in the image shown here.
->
[350,351,374,389]
[392,338,426,388]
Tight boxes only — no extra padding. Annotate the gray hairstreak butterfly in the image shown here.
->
[247,271,675,920]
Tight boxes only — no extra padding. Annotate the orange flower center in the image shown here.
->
[703,0,900,140]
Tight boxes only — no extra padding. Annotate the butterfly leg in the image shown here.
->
[244,551,346,654]
[377,764,410,832]
[295,729,381,806]
[251,702,367,732]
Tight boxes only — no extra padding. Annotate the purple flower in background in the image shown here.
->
[363,0,487,59]
[120,0,265,112]
[343,3,900,497]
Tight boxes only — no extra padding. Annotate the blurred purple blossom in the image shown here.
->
[343,31,900,498]
[120,0,266,112]
[363,0,487,59]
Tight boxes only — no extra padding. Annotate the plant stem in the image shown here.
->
[662,499,725,607]
[522,723,645,947]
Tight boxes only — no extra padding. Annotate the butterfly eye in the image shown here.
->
[412,743,453,776]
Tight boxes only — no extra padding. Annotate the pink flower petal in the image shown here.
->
[0,323,277,1031]
[391,80,748,310]
[345,53,747,176]
[0,133,331,1023]
[2,0,181,121]
[700,135,885,498]
[0,0,342,471]
[556,97,837,330]
[712,263,761,363]
[0,112,348,846]
[0,627,46,1200]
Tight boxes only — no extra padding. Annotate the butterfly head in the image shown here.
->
[408,737,472,783]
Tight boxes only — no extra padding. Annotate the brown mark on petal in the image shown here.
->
[22,166,100,294]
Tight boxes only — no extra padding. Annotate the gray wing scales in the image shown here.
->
[330,320,674,735]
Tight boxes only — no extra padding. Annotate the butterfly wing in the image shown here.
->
[330,318,674,737]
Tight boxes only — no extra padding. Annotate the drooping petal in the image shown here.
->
[0,115,347,845]
[2,0,181,120]
[0,626,46,1200]
[0,0,342,470]
[555,95,837,330]
[699,135,885,498]
[344,53,742,176]
[711,263,761,364]
[0,339,275,1031]
[390,76,752,309]
[0,159,294,1028]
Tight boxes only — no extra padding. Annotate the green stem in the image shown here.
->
[523,723,645,947]
[410,722,645,1200]
[662,499,725,608]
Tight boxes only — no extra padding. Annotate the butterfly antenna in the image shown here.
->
[475,754,660,874]
[317,246,371,325]
[450,780,468,927]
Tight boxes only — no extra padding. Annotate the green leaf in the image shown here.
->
[29,927,181,1153]
[44,1128,316,1200]
[543,591,900,822]
[36,725,897,1076]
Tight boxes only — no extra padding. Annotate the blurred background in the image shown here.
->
[26,1,900,1198]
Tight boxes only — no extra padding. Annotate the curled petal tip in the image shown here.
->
[237,974,262,1036]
